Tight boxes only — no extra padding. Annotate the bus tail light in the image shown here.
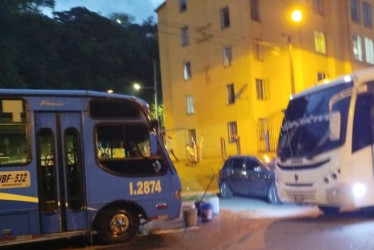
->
[156,203,168,209]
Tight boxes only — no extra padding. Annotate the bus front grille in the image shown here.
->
[285,189,316,202]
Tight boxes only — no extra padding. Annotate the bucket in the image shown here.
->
[209,196,220,215]
[200,202,213,222]
[194,201,204,217]
[183,207,198,227]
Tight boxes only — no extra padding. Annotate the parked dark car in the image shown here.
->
[218,155,280,204]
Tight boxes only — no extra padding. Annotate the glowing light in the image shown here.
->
[344,75,352,83]
[291,9,303,23]
[107,89,113,93]
[133,83,141,91]
[352,183,366,199]
[263,155,270,163]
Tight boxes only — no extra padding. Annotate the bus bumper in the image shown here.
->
[277,182,370,209]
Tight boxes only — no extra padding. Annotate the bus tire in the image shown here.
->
[96,206,139,244]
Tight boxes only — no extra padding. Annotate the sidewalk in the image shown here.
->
[172,157,224,196]
[139,158,225,235]
[139,157,319,235]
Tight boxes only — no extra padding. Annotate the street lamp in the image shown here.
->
[291,9,303,23]
[133,82,158,120]
[287,8,303,95]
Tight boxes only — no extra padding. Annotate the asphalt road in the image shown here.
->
[100,198,374,250]
[6,197,374,250]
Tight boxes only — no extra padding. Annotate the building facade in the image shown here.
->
[157,0,374,160]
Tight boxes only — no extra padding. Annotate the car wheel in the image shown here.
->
[319,206,340,216]
[267,183,281,204]
[220,182,233,198]
[96,206,139,244]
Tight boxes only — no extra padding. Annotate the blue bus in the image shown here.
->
[0,89,182,245]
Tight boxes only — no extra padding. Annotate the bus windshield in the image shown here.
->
[277,81,353,159]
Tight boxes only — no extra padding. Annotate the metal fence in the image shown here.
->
[257,110,284,152]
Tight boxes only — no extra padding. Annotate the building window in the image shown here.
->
[250,0,261,22]
[313,0,324,15]
[183,61,191,80]
[223,46,232,66]
[353,34,363,61]
[227,121,238,143]
[179,0,187,12]
[256,79,268,100]
[317,72,327,81]
[220,7,230,29]
[314,31,326,54]
[226,83,235,104]
[351,0,361,23]
[186,95,194,114]
[365,37,374,64]
[181,26,189,46]
[363,2,372,28]
[253,39,264,61]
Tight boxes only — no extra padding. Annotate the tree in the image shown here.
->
[0,0,162,112]
[0,0,54,14]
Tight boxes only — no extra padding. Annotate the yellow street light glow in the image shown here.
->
[291,9,303,23]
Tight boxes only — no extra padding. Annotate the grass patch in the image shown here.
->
[182,192,218,202]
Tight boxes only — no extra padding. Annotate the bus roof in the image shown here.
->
[0,88,148,106]
[291,67,374,99]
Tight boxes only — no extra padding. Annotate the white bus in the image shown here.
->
[275,68,374,214]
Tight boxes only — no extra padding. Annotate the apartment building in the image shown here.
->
[156,0,374,160]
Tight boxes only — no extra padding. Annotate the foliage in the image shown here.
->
[0,0,161,110]
[149,103,164,129]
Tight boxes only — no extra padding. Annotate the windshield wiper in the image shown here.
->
[281,117,296,161]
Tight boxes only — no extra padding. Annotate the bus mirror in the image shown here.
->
[329,111,341,141]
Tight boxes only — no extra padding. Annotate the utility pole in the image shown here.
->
[153,60,158,121]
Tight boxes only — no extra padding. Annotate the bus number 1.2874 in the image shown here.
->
[129,180,162,195]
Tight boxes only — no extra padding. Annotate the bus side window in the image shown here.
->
[352,93,374,152]
[37,128,58,214]
[64,128,84,211]
[0,99,30,165]
[95,124,166,176]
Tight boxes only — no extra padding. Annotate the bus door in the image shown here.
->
[34,112,86,234]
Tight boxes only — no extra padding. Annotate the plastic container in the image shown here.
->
[194,201,204,217]
[183,206,198,227]
[209,196,220,215]
[200,202,213,222]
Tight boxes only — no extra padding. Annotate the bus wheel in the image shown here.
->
[96,206,139,244]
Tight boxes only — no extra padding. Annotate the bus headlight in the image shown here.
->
[352,183,366,199]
